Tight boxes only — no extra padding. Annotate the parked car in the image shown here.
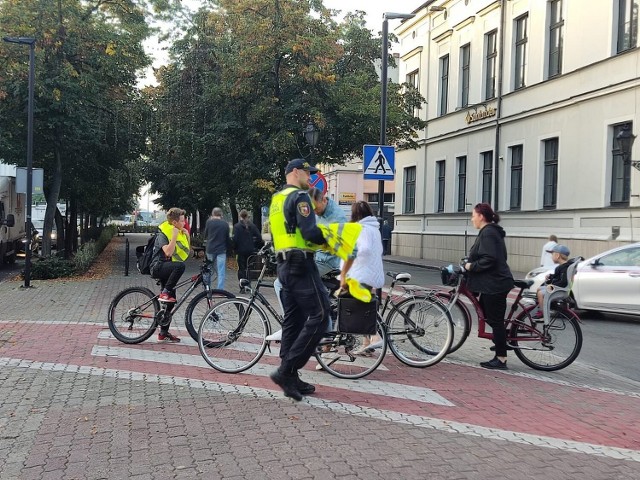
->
[32,220,57,249]
[524,242,640,315]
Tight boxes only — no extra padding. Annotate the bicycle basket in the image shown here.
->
[336,296,377,335]
[440,267,459,286]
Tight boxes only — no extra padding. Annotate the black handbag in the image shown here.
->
[337,296,378,335]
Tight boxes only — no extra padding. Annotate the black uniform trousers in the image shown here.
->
[277,255,331,374]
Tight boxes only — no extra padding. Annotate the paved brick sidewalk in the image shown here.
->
[0,234,639,479]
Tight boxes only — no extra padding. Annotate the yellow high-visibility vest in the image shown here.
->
[158,221,190,262]
[269,187,319,252]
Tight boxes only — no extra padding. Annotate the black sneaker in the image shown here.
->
[270,370,303,401]
[480,357,508,370]
[296,374,315,395]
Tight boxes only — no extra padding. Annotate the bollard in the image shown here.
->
[125,238,130,276]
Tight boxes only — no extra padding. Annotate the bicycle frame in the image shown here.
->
[445,270,576,344]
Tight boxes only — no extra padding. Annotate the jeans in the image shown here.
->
[206,253,226,290]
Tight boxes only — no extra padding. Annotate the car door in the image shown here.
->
[573,246,640,314]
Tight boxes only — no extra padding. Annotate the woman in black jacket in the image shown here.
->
[464,203,514,370]
[233,209,262,285]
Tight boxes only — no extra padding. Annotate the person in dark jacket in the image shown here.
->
[232,209,262,286]
[464,203,514,370]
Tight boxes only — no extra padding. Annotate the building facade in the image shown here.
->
[393,0,640,272]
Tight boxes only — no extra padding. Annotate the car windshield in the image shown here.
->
[598,247,640,267]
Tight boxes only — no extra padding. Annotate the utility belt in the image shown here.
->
[275,249,315,263]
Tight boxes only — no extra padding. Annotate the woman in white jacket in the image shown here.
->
[340,201,385,354]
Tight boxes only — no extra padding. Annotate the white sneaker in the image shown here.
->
[265,329,282,341]
[316,353,339,370]
[366,339,384,351]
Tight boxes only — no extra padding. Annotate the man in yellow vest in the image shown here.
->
[269,158,330,401]
[150,207,190,342]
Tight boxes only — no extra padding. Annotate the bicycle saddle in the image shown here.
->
[395,272,411,282]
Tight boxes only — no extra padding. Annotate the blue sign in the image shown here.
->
[309,171,328,195]
[363,145,395,180]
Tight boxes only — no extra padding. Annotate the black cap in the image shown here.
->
[285,158,319,174]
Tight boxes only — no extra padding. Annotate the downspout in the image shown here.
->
[422,12,433,248]
[494,0,507,210]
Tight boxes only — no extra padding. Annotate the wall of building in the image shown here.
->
[390,0,640,271]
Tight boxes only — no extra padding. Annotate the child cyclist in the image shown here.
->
[532,244,571,318]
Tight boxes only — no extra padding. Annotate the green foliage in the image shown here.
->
[144,2,425,216]
[0,0,183,254]
[30,225,116,279]
[31,256,75,279]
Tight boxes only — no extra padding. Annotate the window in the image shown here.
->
[548,0,564,77]
[484,30,497,100]
[543,138,559,209]
[481,151,493,204]
[406,70,420,117]
[611,123,632,205]
[460,44,471,107]
[367,193,395,204]
[439,55,449,116]
[404,166,416,213]
[457,156,467,212]
[436,161,446,212]
[617,0,639,53]
[510,145,523,210]
[514,15,528,89]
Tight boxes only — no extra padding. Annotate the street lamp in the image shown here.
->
[615,124,640,171]
[303,120,320,162]
[3,36,36,288]
[379,12,415,221]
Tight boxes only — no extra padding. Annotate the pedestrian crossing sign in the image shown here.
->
[363,145,395,180]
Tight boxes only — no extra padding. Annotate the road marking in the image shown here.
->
[2,356,638,463]
[97,330,391,371]
[91,345,446,405]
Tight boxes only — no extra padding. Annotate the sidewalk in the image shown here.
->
[0,233,639,479]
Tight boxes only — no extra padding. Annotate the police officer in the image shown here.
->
[269,158,330,401]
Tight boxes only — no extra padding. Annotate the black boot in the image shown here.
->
[270,369,303,401]
[296,374,316,395]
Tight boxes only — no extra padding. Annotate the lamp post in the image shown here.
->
[303,120,320,162]
[3,36,36,288]
[615,124,640,171]
[379,12,415,220]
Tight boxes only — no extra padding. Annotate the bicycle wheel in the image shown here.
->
[108,287,159,344]
[511,308,583,371]
[315,316,387,380]
[197,298,269,373]
[184,289,235,343]
[386,296,453,367]
[434,291,472,354]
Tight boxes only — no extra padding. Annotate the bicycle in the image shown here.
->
[198,248,453,379]
[434,258,584,371]
[108,259,235,344]
[197,244,341,374]
[314,271,453,379]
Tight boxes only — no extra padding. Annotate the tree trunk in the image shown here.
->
[43,147,63,256]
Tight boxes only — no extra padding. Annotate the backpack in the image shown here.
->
[136,232,158,275]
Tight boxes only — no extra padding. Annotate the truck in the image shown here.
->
[0,163,27,265]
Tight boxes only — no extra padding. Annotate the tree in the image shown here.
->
[0,0,182,255]
[145,1,425,222]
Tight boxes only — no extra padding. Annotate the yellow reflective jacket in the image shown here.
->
[158,221,190,262]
